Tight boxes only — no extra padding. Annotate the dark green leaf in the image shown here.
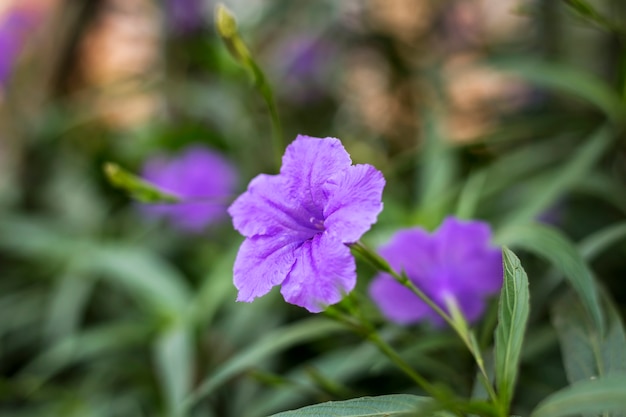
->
[502,124,614,226]
[180,318,348,414]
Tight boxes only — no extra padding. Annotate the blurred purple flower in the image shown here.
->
[228,135,385,312]
[166,0,205,34]
[369,217,502,326]
[0,7,40,87]
[272,35,336,103]
[140,145,238,232]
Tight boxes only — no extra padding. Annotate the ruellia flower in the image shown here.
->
[167,0,204,34]
[369,217,502,326]
[228,135,385,312]
[140,145,238,232]
[0,7,40,87]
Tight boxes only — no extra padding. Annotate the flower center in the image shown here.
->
[309,216,325,231]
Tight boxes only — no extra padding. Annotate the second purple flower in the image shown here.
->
[369,217,503,326]
[228,135,385,312]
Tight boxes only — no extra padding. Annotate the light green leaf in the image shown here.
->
[579,221,626,260]
[531,375,626,417]
[189,243,239,326]
[455,170,486,220]
[45,273,94,341]
[497,223,604,335]
[494,248,530,411]
[80,245,192,314]
[180,318,348,414]
[154,323,194,415]
[267,394,442,417]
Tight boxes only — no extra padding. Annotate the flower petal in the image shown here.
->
[280,135,352,218]
[368,275,432,325]
[280,232,355,312]
[435,217,496,264]
[233,235,300,302]
[323,164,385,243]
[378,228,438,281]
[228,173,317,239]
[435,217,503,295]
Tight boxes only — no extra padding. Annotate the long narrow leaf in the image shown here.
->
[180,318,348,414]
[154,323,194,415]
[497,223,604,335]
[490,60,626,123]
[531,375,626,417]
[502,123,613,226]
[494,248,530,410]
[552,290,626,384]
[268,394,443,417]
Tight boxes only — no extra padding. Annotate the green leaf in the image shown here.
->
[489,60,626,123]
[576,173,626,215]
[267,394,443,417]
[497,223,604,335]
[45,273,94,341]
[455,171,486,220]
[563,0,618,32]
[416,108,458,229]
[531,375,626,417]
[154,323,194,415]
[20,321,152,390]
[579,221,626,261]
[502,123,614,226]
[494,248,530,411]
[180,318,348,414]
[552,290,626,384]
[103,162,180,203]
[80,245,192,315]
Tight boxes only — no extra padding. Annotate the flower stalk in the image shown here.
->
[350,241,499,405]
[215,4,284,170]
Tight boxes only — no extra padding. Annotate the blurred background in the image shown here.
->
[0,0,625,416]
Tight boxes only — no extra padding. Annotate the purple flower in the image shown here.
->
[228,135,385,312]
[0,7,40,86]
[140,145,238,232]
[271,35,336,103]
[166,0,205,34]
[369,217,502,326]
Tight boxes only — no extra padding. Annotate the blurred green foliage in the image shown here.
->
[1,0,626,416]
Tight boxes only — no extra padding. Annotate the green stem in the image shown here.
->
[252,61,285,169]
[215,4,285,170]
[350,241,499,405]
[323,307,463,417]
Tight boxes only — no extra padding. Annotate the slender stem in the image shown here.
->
[350,241,499,405]
[323,307,463,417]
[215,4,285,170]
[251,61,285,169]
